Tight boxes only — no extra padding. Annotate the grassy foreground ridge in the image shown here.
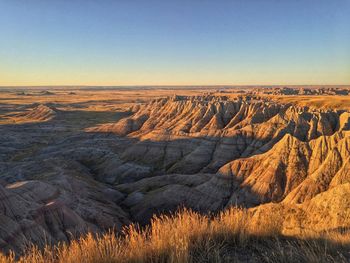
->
[1,208,349,263]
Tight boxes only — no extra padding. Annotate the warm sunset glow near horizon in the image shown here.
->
[1,0,350,86]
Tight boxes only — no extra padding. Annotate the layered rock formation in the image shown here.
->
[252,86,350,96]
[89,95,348,175]
[14,104,57,122]
[1,94,350,252]
[83,96,349,229]
[0,173,129,253]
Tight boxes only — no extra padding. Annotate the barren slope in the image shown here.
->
[1,90,350,254]
[96,95,350,227]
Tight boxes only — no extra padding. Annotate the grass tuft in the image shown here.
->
[1,207,349,263]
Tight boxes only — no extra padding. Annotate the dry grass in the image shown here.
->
[0,207,349,263]
[268,95,350,111]
[0,88,209,125]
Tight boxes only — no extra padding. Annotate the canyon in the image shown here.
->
[0,86,349,255]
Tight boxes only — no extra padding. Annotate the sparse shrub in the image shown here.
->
[0,207,349,263]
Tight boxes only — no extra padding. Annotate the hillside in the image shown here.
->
[0,88,349,261]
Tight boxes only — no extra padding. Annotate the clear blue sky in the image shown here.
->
[0,0,349,85]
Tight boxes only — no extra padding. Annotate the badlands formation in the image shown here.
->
[0,86,349,253]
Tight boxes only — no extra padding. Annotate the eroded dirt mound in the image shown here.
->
[98,96,350,227]
[14,104,57,122]
[1,94,350,253]
[88,95,349,175]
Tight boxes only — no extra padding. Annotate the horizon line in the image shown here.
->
[1,84,350,88]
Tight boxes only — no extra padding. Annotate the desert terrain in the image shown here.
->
[0,85,350,262]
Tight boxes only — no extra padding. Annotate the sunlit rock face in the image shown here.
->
[1,93,350,252]
[89,95,347,174]
[85,96,350,229]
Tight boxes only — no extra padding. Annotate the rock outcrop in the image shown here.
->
[89,96,349,175]
[0,176,129,253]
[87,96,350,228]
[14,104,57,122]
[1,94,350,253]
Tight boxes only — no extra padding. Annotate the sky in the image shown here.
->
[0,0,349,86]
